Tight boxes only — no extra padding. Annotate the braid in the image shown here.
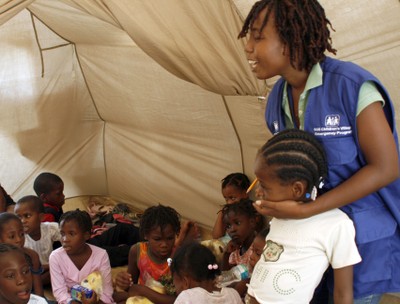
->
[238,0,336,72]
[140,204,181,239]
[259,129,327,192]
[221,173,251,191]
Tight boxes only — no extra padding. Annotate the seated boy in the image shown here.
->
[14,195,61,285]
[33,172,65,222]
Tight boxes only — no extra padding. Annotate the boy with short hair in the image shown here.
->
[14,195,61,285]
[33,172,65,222]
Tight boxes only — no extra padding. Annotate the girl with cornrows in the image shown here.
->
[246,129,361,304]
[212,173,251,240]
[239,1,400,303]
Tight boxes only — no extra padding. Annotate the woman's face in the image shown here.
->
[0,251,32,304]
[244,8,291,80]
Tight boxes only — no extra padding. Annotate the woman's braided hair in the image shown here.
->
[238,0,337,72]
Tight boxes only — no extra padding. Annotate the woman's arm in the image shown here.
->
[333,266,353,304]
[254,102,399,218]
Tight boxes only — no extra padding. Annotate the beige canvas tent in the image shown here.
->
[1,0,399,229]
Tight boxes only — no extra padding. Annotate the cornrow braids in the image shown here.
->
[139,204,181,239]
[221,173,251,191]
[258,129,327,193]
[238,0,336,72]
[60,209,92,234]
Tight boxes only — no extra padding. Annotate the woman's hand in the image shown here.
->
[253,200,310,219]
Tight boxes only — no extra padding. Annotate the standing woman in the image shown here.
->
[238,0,400,303]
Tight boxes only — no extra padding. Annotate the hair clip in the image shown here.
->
[167,258,172,267]
[310,186,317,200]
[305,186,318,201]
[208,264,218,270]
[318,177,325,189]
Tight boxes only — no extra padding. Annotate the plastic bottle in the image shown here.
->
[216,264,250,287]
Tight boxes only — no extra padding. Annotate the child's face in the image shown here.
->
[222,185,248,204]
[14,203,43,236]
[244,8,291,80]
[224,211,255,246]
[0,219,25,248]
[145,224,176,261]
[60,220,90,256]
[42,182,65,208]
[254,158,297,202]
[249,235,266,270]
[0,251,32,304]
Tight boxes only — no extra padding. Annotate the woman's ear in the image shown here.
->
[292,181,307,200]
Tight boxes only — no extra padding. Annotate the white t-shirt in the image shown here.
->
[24,222,61,264]
[29,294,48,304]
[174,287,242,304]
[248,209,361,304]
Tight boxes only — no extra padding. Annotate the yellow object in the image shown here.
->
[126,296,154,304]
[81,271,103,300]
[201,239,226,265]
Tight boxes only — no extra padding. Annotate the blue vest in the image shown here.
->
[265,57,400,296]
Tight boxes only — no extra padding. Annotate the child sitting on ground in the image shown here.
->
[212,173,250,241]
[14,195,61,286]
[115,204,182,304]
[0,212,44,297]
[221,199,265,271]
[33,172,65,223]
[220,199,266,298]
[171,241,242,303]
[0,243,48,304]
[49,209,115,304]
[34,173,141,267]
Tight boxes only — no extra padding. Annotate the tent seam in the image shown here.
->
[221,95,245,173]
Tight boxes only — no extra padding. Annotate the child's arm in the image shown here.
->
[128,284,176,304]
[175,220,199,248]
[49,251,73,304]
[212,209,226,239]
[254,102,399,219]
[24,247,44,297]
[221,241,238,270]
[115,244,140,291]
[333,266,354,304]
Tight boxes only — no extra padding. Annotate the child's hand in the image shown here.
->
[115,271,133,291]
[81,290,99,304]
[225,240,240,254]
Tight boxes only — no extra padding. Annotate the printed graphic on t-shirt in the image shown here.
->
[263,240,284,262]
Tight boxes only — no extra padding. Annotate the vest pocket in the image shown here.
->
[320,136,357,165]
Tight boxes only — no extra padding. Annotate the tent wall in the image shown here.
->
[0,0,399,228]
